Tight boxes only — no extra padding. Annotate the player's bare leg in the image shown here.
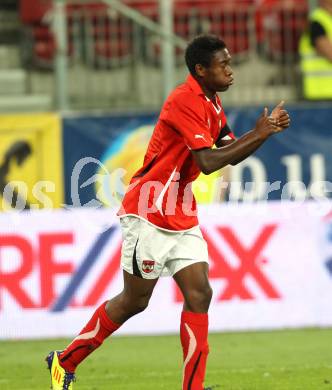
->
[105,270,158,323]
[173,262,212,390]
[174,262,212,313]
[56,271,158,373]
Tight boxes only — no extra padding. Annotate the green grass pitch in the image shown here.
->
[1,328,332,390]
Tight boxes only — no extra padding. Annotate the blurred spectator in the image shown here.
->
[299,0,332,99]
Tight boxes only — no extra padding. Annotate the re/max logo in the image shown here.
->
[0,224,280,311]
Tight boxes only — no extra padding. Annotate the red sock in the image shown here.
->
[181,311,209,390]
[59,301,120,373]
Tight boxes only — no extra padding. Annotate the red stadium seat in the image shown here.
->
[255,0,309,61]
[74,2,134,66]
[19,0,134,68]
[19,0,53,24]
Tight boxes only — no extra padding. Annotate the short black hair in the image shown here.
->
[185,34,226,76]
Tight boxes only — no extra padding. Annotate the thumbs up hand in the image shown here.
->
[270,100,290,130]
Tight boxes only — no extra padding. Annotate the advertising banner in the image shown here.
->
[62,106,332,208]
[227,105,332,201]
[62,113,157,208]
[0,113,64,210]
[0,201,332,339]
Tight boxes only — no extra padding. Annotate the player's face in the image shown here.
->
[203,48,234,92]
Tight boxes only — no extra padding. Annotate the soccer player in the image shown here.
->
[46,34,290,390]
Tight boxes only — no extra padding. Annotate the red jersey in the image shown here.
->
[118,74,234,231]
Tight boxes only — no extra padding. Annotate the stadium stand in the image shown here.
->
[14,0,310,109]
[18,0,308,68]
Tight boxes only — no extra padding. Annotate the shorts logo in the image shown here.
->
[142,260,155,273]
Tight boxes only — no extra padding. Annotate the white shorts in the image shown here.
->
[120,216,209,279]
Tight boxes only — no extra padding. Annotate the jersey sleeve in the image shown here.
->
[161,93,214,150]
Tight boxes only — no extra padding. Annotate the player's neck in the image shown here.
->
[199,83,216,100]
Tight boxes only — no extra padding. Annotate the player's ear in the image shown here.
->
[195,63,205,77]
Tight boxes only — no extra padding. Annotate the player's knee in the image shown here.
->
[201,285,213,308]
[186,285,213,312]
[122,293,151,316]
[134,295,151,314]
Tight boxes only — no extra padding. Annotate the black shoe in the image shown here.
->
[204,386,220,390]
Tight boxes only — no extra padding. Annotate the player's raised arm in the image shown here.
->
[192,105,290,175]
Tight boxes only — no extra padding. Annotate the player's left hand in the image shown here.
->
[270,100,290,130]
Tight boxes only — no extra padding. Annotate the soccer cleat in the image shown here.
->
[204,386,220,390]
[46,350,76,390]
